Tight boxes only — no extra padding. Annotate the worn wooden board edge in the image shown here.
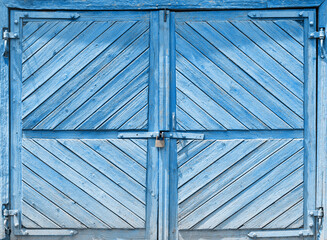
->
[318,1,327,239]
[0,0,9,239]
[2,0,325,10]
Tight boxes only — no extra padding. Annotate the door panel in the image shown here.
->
[177,139,304,230]
[10,10,159,240]
[21,17,149,131]
[175,18,304,130]
[22,138,147,229]
[172,10,316,240]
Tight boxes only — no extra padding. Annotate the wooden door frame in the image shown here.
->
[1,0,327,239]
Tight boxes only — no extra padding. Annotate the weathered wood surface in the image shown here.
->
[318,1,327,239]
[2,0,325,10]
[0,0,9,239]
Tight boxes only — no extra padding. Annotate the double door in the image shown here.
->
[8,9,317,240]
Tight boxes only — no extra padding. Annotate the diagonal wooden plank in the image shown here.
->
[177,89,226,130]
[176,27,294,129]
[241,183,304,229]
[57,40,149,130]
[22,201,60,229]
[176,106,206,130]
[177,71,246,130]
[22,214,41,228]
[23,21,46,41]
[22,147,121,228]
[216,166,303,229]
[23,165,108,228]
[75,65,149,130]
[22,21,140,129]
[210,21,303,100]
[131,139,147,153]
[177,54,267,129]
[99,87,148,129]
[108,139,147,168]
[23,183,85,228]
[177,21,304,123]
[179,139,303,229]
[274,20,304,46]
[178,140,214,167]
[33,25,149,130]
[22,21,91,83]
[36,139,146,223]
[287,216,304,229]
[178,140,265,204]
[193,151,303,229]
[252,20,303,62]
[178,139,290,220]
[178,140,242,187]
[83,139,146,187]
[264,200,304,229]
[23,139,135,228]
[56,139,146,206]
[23,21,65,59]
[231,20,304,82]
[22,22,114,118]
[119,105,148,130]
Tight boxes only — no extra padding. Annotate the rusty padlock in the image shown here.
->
[155,133,165,148]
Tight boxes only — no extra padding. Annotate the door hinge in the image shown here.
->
[2,28,19,58]
[309,27,326,58]
[3,209,19,235]
[310,207,324,239]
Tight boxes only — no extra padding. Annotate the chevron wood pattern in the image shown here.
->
[21,138,147,229]
[21,20,150,130]
[177,139,304,230]
[175,19,304,130]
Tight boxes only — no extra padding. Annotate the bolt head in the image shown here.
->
[310,211,314,216]
[299,231,303,236]
[14,20,18,24]
[309,223,314,228]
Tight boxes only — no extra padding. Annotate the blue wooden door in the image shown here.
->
[169,9,317,240]
[7,8,319,240]
[9,10,162,240]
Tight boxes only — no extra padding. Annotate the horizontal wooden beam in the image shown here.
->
[2,0,324,10]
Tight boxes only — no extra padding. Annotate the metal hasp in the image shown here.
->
[118,132,204,140]
[2,29,19,57]
[310,28,326,58]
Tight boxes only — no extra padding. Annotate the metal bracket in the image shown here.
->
[309,28,326,58]
[248,10,310,19]
[20,229,78,236]
[2,29,19,58]
[166,132,204,140]
[118,132,204,140]
[248,230,313,238]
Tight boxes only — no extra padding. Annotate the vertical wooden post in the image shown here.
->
[0,0,9,239]
[318,1,327,239]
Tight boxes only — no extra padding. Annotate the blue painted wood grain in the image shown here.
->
[2,0,324,10]
[0,1,9,238]
[318,2,327,239]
